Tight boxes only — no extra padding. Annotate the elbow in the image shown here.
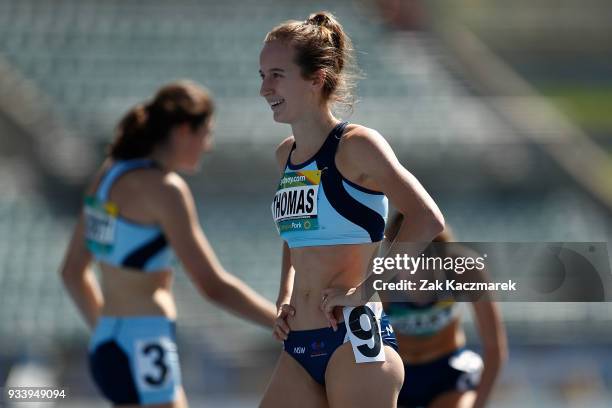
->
[60,267,77,287]
[484,343,509,369]
[430,207,445,237]
[198,273,228,303]
[498,343,509,366]
[422,204,445,239]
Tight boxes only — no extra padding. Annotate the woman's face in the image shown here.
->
[259,40,320,124]
[173,118,214,173]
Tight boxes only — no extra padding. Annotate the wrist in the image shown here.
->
[276,297,290,309]
[350,285,366,304]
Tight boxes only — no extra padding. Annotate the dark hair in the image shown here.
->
[264,11,360,112]
[109,80,214,160]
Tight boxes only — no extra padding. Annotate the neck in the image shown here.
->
[290,108,340,152]
[148,148,174,172]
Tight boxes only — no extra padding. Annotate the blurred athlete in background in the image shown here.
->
[60,80,276,408]
[383,212,507,408]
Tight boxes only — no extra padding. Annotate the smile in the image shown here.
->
[270,99,285,108]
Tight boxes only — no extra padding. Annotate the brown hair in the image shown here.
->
[109,80,214,160]
[264,11,360,111]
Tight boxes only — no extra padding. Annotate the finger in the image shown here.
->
[273,331,285,342]
[327,313,338,332]
[322,306,338,332]
[281,304,296,316]
[272,326,281,341]
[274,326,288,341]
[323,297,336,315]
[277,319,290,335]
[324,301,341,331]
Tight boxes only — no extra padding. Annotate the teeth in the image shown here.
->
[270,99,284,107]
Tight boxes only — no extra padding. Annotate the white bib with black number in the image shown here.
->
[135,337,177,391]
[342,302,386,363]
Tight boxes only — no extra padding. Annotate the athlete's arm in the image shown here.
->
[154,173,276,328]
[452,249,507,408]
[277,242,295,308]
[273,242,295,341]
[273,136,297,340]
[59,211,103,329]
[471,298,507,408]
[339,127,444,242]
[322,127,444,325]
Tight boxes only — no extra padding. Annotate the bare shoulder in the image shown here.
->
[116,170,189,215]
[339,124,393,161]
[154,172,191,202]
[84,159,113,196]
[275,135,295,171]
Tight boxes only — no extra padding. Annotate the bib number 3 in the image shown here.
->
[343,303,386,363]
[135,338,176,390]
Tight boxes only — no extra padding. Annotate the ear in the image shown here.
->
[311,69,326,90]
[169,123,191,147]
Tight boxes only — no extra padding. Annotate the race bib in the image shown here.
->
[84,195,118,254]
[134,336,179,391]
[271,170,321,233]
[343,302,386,363]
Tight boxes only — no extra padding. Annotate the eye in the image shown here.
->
[272,72,282,78]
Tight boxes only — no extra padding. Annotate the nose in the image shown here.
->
[260,77,272,97]
[202,134,213,152]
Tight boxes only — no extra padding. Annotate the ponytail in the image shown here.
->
[108,80,214,160]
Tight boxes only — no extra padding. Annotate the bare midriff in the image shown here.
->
[395,319,466,364]
[99,264,176,319]
[286,242,379,331]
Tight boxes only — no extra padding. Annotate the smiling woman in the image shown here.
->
[259,12,359,123]
[258,11,445,408]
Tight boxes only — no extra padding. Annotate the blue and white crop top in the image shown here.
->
[271,122,388,248]
[385,301,461,337]
[84,159,175,272]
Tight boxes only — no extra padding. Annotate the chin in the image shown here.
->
[273,112,292,124]
[178,162,201,175]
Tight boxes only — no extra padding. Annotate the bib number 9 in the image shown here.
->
[343,303,386,363]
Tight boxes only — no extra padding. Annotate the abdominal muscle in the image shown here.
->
[286,242,379,330]
[99,264,177,319]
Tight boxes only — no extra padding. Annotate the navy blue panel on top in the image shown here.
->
[317,122,386,242]
[122,233,169,269]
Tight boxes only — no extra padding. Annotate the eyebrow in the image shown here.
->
[259,68,286,75]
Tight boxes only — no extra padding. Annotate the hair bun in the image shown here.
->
[307,13,331,27]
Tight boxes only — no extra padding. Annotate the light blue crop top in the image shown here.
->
[84,159,175,272]
[271,122,388,248]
